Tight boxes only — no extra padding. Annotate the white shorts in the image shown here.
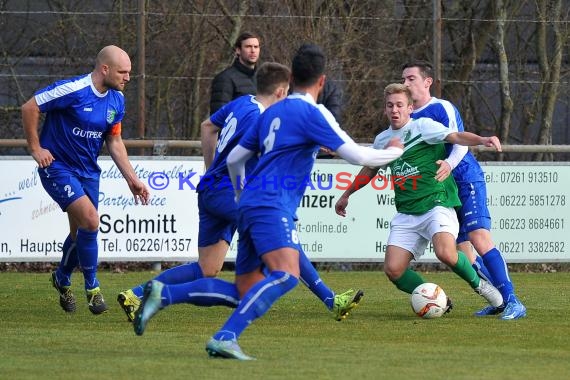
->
[387,206,459,260]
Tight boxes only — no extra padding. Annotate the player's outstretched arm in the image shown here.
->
[106,134,150,205]
[445,132,502,152]
[336,138,403,168]
[334,137,402,216]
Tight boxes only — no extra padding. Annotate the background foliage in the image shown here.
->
[0,0,568,160]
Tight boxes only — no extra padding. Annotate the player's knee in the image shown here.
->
[383,263,402,281]
[469,229,494,254]
[82,218,99,231]
[435,250,456,266]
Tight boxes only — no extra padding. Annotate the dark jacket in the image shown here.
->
[209,59,257,115]
[318,80,343,123]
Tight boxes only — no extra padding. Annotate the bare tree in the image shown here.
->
[0,0,568,160]
[534,0,565,161]
[493,0,514,161]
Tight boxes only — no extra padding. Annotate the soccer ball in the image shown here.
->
[410,283,448,319]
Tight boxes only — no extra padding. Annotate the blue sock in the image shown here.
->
[131,285,145,299]
[162,278,239,308]
[56,235,78,287]
[76,228,99,290]
[155,262,203,284]
[482,247,516,303]
[213,271,298,341]
[472,255,493,284]
[132,262,204,300]
[299,250,334,310]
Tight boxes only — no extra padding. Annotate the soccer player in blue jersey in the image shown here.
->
[196,44,402,359]
[121,62,362,324]
[133,45,402,359]
[401,61,526,320]
[21,45,150,315]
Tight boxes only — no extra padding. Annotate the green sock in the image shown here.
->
[391,268,425,294]
[451,251,480,289]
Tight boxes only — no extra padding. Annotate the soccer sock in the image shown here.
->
[451,251,480,289]
[131,262,205,300]
[472,255,493,283]
[131,285,145,299]
[391,268,425,294]
[299,249,334,310]
[76,228,100,290]
[155,262,204,284]
[56,234,78,287]
[213,271,298,341]
[162,278,239,308]
[482,247,515,302]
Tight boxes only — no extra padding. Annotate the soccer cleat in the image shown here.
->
[117,289,141,322]
[474,279,503,307]
[86,287,109,315]
[500,299,527,320]
[205,338,255,360]
[444,296,453,314]
[332,289,364,321]
[474,304,505,317]
[50,271,76,312]
[133,280,164,336]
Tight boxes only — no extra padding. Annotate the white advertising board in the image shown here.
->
[278,161,570,263]
[0,157,202,262]
[0,158,568,263]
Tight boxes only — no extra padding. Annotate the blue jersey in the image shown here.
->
[197,95,263,192]
[238,93,352,214]
[35,73,125,178]
[411,97,484,183]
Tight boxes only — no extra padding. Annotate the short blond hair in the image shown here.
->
[384,83,413,105]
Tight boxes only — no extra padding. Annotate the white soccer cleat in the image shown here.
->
[474,279,503,307]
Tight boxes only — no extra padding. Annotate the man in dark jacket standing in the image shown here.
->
[210,32,343,123]
[209,32,260,115]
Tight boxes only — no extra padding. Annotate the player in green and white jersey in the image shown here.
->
[335,83,504,312]
[373,116,460,215]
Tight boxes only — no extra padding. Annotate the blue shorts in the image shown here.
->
[235,207,301,275]
[456,180,492,243]
[197,187,237,247]
[39,167,99,211]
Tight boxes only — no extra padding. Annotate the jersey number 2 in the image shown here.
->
[64,185,75,198]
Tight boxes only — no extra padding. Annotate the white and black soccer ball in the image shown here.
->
[410,283,449,319]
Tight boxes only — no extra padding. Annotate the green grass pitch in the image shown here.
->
[1,270,569,380]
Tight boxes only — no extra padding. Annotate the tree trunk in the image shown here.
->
[493,0,513,161]
[534,0,564,161]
